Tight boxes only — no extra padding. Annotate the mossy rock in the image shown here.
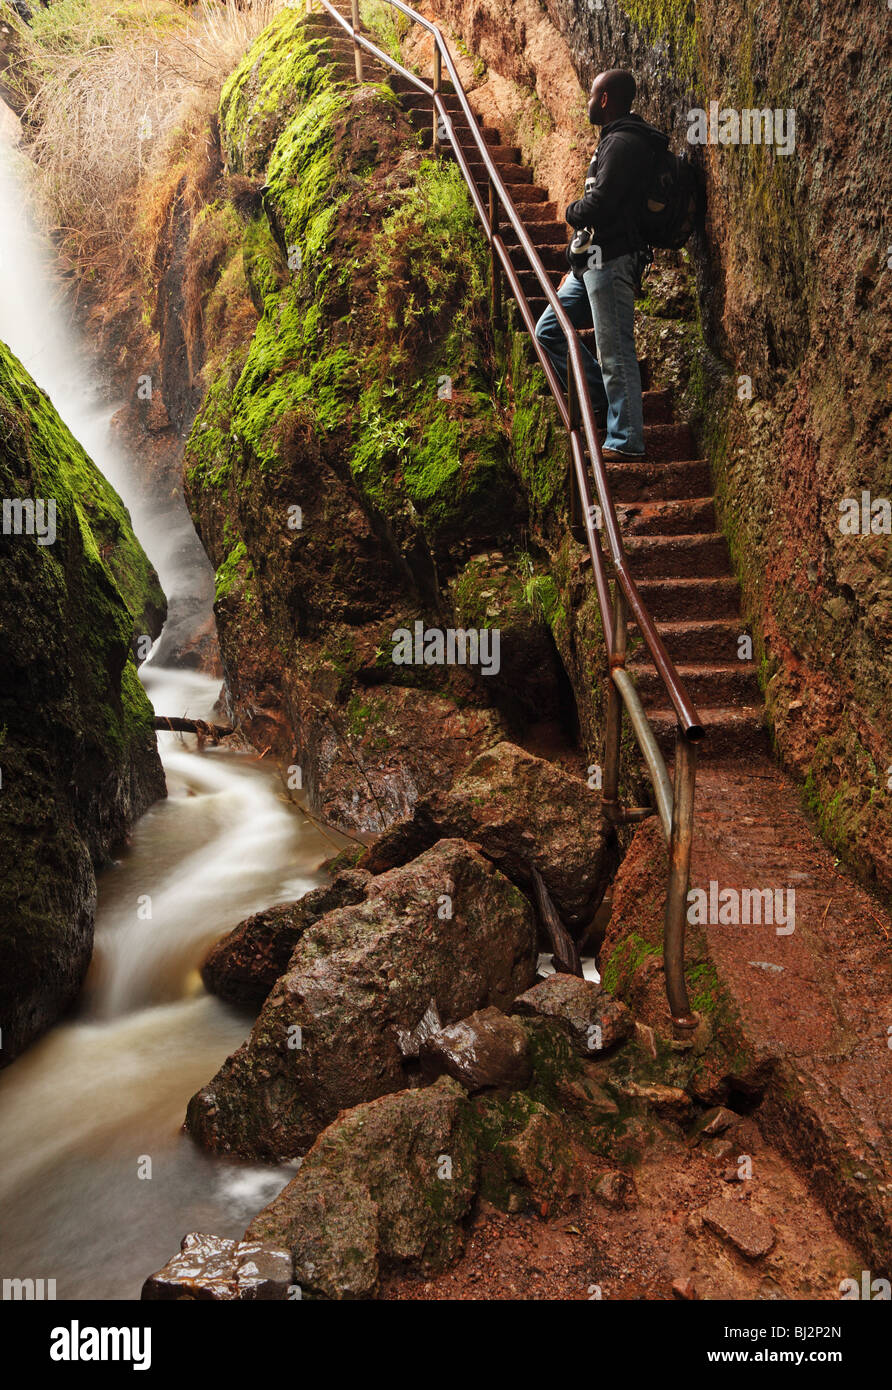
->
[0,339,165,1064]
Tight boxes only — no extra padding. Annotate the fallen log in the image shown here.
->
[530,866,584,978]
[153,716,233,742]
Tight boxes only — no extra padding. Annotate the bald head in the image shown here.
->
[588,69,636,126]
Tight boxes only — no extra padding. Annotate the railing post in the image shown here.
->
[567,369,588,543]
[664,730,699,1039]
[351,0,363,83]
[488,178,503,328]
[602,582,626,820]
[432,46,442,155]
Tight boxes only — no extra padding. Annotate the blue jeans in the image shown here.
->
[534,254,644,455]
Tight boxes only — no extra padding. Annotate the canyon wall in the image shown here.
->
[0,341,165,1063]
[422,0,892,898]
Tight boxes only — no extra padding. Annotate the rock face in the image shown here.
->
[363,741,613,929]
[425,0,892,898]
[512,974,633,1057]
[186,839,538,1158]
[246,1077,479,1300]
[169,10,528,835]
[200,868,372,1007]
[0,340,165,1065]
[141,1233,292,1301]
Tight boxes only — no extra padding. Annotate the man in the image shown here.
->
[535,69,668,461]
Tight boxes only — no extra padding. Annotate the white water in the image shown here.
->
[0,137,340,1297]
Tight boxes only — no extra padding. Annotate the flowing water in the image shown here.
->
[0,137,340,1297]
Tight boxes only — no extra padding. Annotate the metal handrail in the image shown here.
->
[306,0,702,1037]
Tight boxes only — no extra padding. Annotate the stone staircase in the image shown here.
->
[310,5,767,758]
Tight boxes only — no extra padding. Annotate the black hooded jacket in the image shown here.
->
[566,114,668,273]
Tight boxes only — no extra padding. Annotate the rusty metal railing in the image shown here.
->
[306,0,704,1039]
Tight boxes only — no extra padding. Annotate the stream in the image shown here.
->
[0,136,338,1298]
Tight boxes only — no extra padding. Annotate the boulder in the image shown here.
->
[512,974,633,1056]
[141,1234,292,1300]
[186,839,537,1158]
[480,1099,589,1212]
[361,741,614,928]
[611,1080,694,1124]
[417,1005,533,1093]
[245,1077,478,1299]
[551,1065,620,1117]
[0,340,165,1065]
[200,868,372,1006]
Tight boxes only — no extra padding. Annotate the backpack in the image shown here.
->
[637,148,703,250]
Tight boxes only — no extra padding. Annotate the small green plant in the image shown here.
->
[358,0,410,63]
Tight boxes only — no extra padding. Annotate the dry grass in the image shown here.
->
[13,0,283,278]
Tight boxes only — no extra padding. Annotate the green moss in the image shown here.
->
[215,538,251,602]
[0,341,164,637]
[220,9,340,175]
[619,0,700,84]
[601,931,663,995]
[0,338,163,1057]
[522,571,565,631]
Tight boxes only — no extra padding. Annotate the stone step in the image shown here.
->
[506,243,566,273]
[617,496,716,536]
[414,120,505,149]
[400,91,482,118]
[504,218,564,240]
[389,72,458,96]
[628,659,761,708]
[639,421,697,460]
[647,705,769,757]
[514,265,565,296]
[606,459,713,502]
[453,155,534,185]
[488,181,549,204]
[624,532,732,579]
[632,576,741,621]
[630,617,749,663]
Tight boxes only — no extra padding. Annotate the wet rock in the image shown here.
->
[691,1105,741,1142]
[552,1064,620,1117]
[0,341,165,1065]
[493,1104,588,1212]
[362,741,614,928]
[594,1170,637,1209]
[633,1020,658,1060]
[141,1233,292,1300]
[614,1081,694,1124]
[246,1077,478,1299]
[186,839,537,1158]
[701,1200,776,1260]
[512,974,633,1057]
[200,869,372,1006]
[417,1005,532,1094]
